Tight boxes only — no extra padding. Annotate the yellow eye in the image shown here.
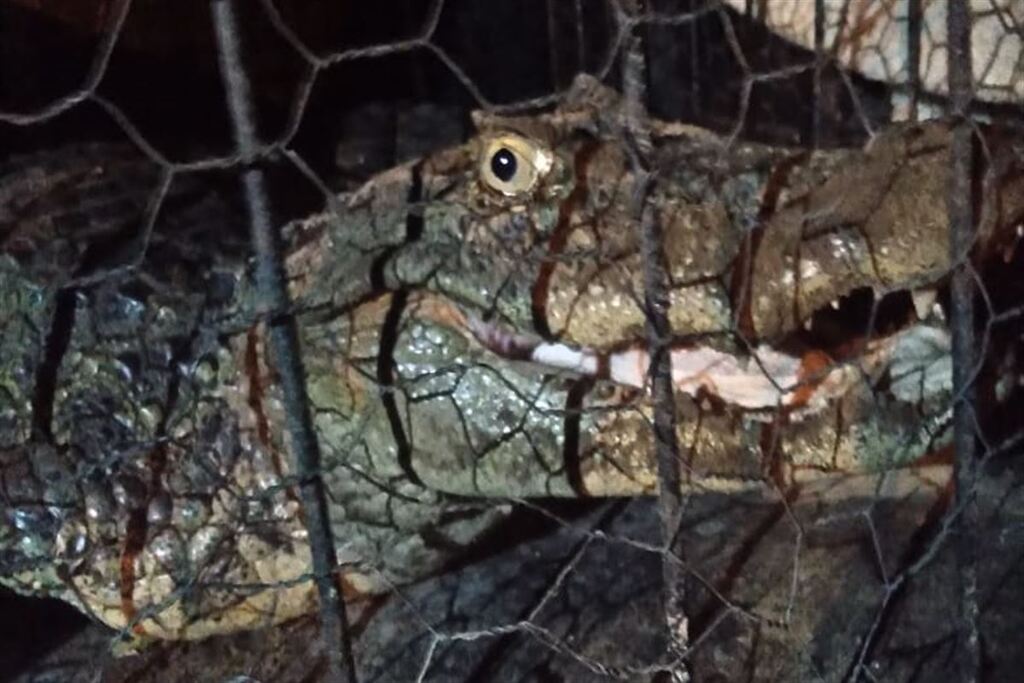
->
[479,134,553,197]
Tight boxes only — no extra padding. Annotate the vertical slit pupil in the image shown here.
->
[490,148,517,182]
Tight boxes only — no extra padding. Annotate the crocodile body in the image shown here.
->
[1,79,1022,640]
[722,0,1023,110]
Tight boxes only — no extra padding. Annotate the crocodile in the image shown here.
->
[721,0,1023,113]
[1,76,1022,642]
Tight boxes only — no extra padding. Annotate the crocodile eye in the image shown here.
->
[490,148,517,181]
[479,134,553,197]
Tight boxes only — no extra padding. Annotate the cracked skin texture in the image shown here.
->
[1,78,1023,641]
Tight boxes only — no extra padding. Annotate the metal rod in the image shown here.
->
[546,0,562,90]
[813,0,825,145]
[623,9,690,678]
[906,0,922,121]
[209,1,357,680]
[946,1,980,681]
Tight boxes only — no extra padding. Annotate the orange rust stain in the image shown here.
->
[531,140,600,337]
[788,349,834,409]
[911,443,955,468]
[336,295,396,412]
[119,509,148,637]
[759,416,791,491]
[245,327,273,448]
[408,292,469,332]
[245,326,294,490]
[841,0,895,67]
[337,571,367,601]
[730,152,806,341]
[118,433,170,636]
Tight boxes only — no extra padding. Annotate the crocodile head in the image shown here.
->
[2,78,1022,641]
[287,77,1024,493]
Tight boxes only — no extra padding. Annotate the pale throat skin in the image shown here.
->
[1,77,1023,642]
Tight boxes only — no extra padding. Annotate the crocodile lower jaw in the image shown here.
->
[470,315,950,413]
[405,289,953,417]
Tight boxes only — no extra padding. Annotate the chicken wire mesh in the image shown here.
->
[0,0,1023,681]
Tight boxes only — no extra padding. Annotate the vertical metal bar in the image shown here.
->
[906,0,922,121]
[209,1,357,681]
[813,0,825,145]
[574,0,586,73]
[689,0,700,120]
[946,1,980,681]
[622,4,689,679]
[546,0,562,90]
[647,0,685,120]
[640,182,690,682]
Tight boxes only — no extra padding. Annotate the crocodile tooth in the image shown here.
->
[911,288,938,320]
[830,299,840,310]
[803,318,813,331]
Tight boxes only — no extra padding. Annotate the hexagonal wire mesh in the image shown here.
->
[0,0,1022,681]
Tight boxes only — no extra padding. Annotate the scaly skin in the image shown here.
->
[1,79,1022,640]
